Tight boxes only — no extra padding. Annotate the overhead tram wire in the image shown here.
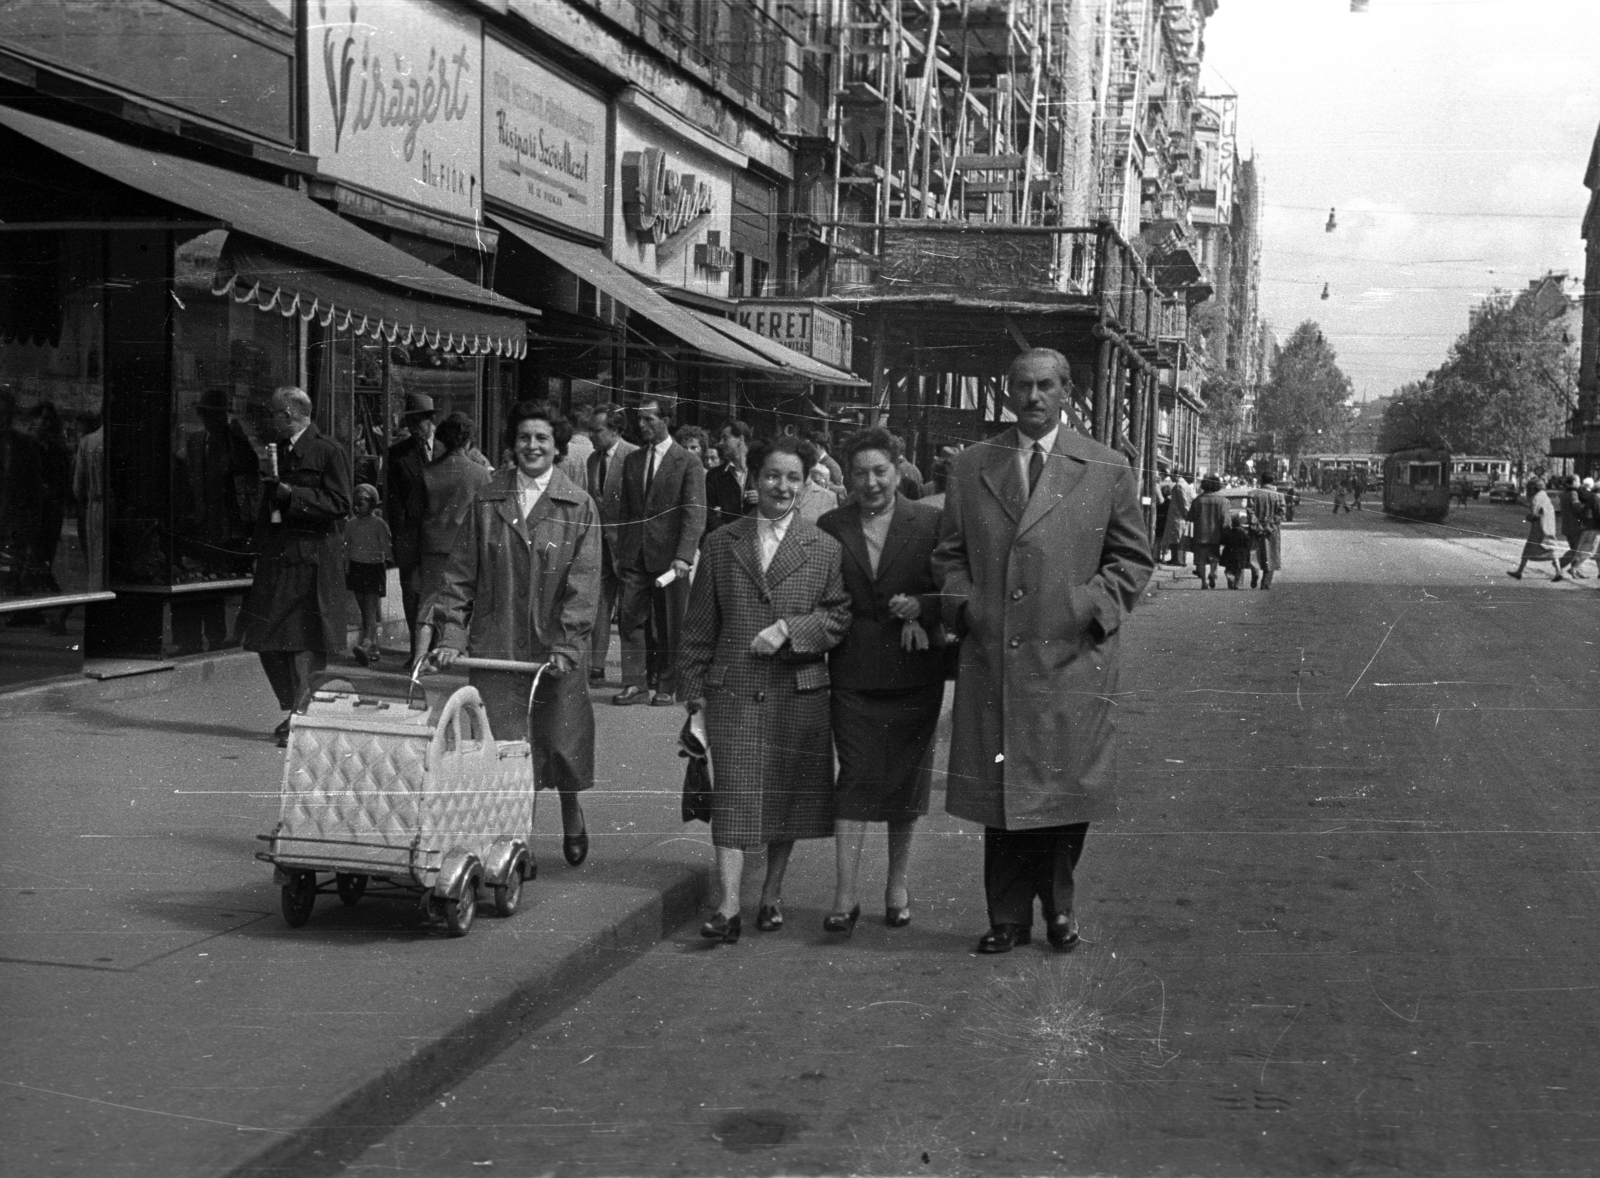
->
[1265,202,1579,220]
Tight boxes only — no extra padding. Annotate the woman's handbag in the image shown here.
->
[678,712,711,824]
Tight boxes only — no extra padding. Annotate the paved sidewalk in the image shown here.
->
[0,644,713,1178]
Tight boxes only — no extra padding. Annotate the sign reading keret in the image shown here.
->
[737,302,853,371]
[484,38,606,238]
[307,0,481,221]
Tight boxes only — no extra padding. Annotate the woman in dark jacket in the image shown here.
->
[424,400,602,868]
[816,428,947,933]
[414,413,492,662]
[677,435,852,944]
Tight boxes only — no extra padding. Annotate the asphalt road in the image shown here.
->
[348,503,1600,1177]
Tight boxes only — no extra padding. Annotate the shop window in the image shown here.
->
[170,228,295,586]
[0,230,107,605]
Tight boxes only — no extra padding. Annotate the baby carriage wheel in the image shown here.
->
[336,873,368,907]
[445,873,479,938]
[281,871,317,927]
[492,863,524,917]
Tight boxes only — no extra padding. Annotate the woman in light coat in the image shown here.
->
[677,436,852,944]
[423,400,601,868]
[1508,476,1566,582]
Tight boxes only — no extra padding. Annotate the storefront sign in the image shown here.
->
[621,148,716,262]
[307,0,481,221]
[484,39,605,238]
[736,302,853,371]
[612,106,734,297]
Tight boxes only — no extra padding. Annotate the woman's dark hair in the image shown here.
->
[749,434,817,479]
[674,424,709,455]
[1201,474,1223,493]
[503,399,572,460]
[436,412,474,454]
[841,426,897,475]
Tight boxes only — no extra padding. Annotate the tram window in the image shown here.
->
[1409,464,1441,487]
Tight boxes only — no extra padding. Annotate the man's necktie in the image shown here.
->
[593,451,605,497]
[1028,442,1045,496]
[644,445,657,496]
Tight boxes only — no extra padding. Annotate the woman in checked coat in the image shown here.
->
[677,436,853,944]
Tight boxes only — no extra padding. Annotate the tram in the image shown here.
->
[1382,448,1451,522]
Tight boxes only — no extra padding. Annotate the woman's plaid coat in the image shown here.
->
[677,513,852,849]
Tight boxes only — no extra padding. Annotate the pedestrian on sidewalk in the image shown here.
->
[1508,477,1566,582]
[344,484,392,666]
[1568,476,1600,577]
[1160,470,1196,565]
[1246,473,1286,589]
[933,349,1154,955]
[386,393,440,665]
[816,427,946,936]
[1557,475,1587,578]
[614,396,706,708]
[1333,480,1350,513]
[1221,506,1251,590]
[1187,475,1228,589]
[677,435,852,945]
[414,413,492,663]
[423,400,601,869]
[585,405,636,682]
[241,386,352,747]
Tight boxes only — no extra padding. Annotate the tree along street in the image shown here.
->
[352,505,1600,1177]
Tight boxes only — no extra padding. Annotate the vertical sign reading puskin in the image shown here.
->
[307,0,481,221]
[483,38,606,239]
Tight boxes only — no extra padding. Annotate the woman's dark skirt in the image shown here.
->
[470,664,595,794]
[832,682,944,822]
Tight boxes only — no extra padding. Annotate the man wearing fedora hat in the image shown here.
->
[387,392,441,660]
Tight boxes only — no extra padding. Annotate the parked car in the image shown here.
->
[1488,481,1520,504]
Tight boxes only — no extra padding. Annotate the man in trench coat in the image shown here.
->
[241,386,352,746]
[933,349,1154,954]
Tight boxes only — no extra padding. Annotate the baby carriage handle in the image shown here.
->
[411,655,552,714]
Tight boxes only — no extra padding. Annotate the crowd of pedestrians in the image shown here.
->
[239,346,1155,955]
[1152,468,1287,590]
[1510,473,1599,582]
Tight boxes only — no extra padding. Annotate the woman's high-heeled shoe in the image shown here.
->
[822,905,861,935]
[562,828,589,867]
[700,912,741,944]
[884,905,911,928]
[756,902,784,932]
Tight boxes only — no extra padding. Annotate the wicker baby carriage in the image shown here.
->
[256,662,545,937]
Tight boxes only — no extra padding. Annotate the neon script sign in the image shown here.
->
[621,148,715,261]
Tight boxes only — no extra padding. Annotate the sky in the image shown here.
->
[1201,0,1600,402]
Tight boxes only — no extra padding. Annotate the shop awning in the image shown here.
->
[0,105,534,357]
[689,310,869,386]
[490,219,782,372]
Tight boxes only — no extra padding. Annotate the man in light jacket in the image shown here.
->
[614,396,706,706]
[933,349,1154,954]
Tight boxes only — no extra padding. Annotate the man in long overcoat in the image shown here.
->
[386,392,439,654]
[933,349,1154,954]
[241,387,351,746]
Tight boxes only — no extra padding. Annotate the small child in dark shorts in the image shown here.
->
[1221,507,1252,590]
[345,484,392,664]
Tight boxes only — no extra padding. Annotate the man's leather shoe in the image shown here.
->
[588,668,605,682]
[976,924,1031,954]
[1045,915,1080,953]
[650,692,677,707]
[612,685,649,706]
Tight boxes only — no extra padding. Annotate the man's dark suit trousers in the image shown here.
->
[983,822,1089,927]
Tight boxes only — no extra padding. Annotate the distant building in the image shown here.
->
[1546,122,1598,475]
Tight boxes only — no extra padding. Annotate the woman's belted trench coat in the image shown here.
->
[424,465,600,793]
